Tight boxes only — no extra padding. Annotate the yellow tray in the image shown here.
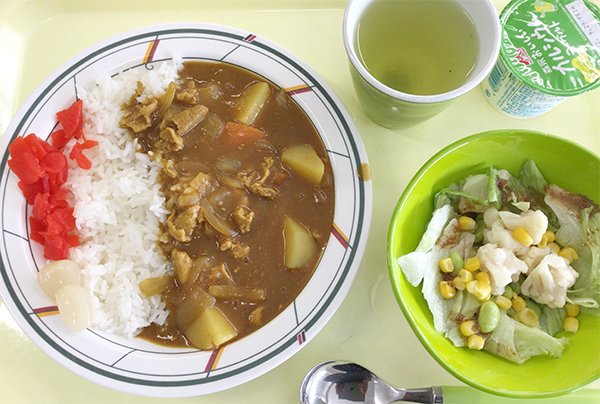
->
[0,0,599,402]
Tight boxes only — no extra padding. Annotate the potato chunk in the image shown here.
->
[235,82,270,125]
[284,216,317,269]
[176,288,216,331]
[184,306,238,349]
[281,144,324,185]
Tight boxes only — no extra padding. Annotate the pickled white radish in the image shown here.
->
[55,285,92,331]
[37,260,81,300]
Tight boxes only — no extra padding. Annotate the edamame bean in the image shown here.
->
[450,252,463,273]
[473,220,485,244]
[478,301,500,333]
[502,285,514,299]
[510,281,521,295]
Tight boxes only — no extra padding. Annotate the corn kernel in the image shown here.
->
[438,257,454,273]
[458,216,476,231]
[517,307,540,327]
[439,281,456,299]
[459,320,478,337]
[467,334,485,350]
[544,230,556,243]
[512,295,526,312]
[495,295,512,310]
[538,231,556,248]
[564,316,579,333]
[464,257,481,272]
[475,271,491,284]
[512,227,533,247]
[559,247,579,264]
[548,242,561,254]
[466,280,491,302]
[453,269,473,291]
[565,303,580,317]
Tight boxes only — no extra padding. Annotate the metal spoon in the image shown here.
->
[300,361,442,404]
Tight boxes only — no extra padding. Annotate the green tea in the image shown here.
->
[356,0,479,95]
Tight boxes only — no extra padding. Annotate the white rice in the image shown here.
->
[66,60,181,338]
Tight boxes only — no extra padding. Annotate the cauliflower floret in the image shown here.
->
[483,208,528,255]
[519,246,552,273]
[477,243,529,295]
[521,254,578,308]
[483,207,500,227]
[498,210,548,244]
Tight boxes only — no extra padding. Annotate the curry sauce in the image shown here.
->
[120,61,334,349]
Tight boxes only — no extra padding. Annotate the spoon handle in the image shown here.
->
[394,386,443,403]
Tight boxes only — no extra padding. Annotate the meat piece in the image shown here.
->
[167,209,195,243]
[176,91,197,105]
[219,238,250,259]
[205,263,233,284]
[171,105,209,136]
[189,172,217,196]
[167,219,187,242]
[173,205,200,237]
[248,183,278,199]
[157,127,184,152]
[259,157,274,182]
[237,157,279,200]
[163,159,177,179]
[232,206,254,234]
[120,98,158,134]
[172,249,192,285]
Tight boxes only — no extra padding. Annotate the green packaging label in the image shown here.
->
[500,0,600,96]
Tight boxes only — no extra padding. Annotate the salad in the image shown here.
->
[397,160,599,364]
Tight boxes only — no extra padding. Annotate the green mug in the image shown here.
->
[343,0,501,128]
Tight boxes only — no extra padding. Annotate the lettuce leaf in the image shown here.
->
[545,185,600,311]
[397,204,457,333]
[520,160,548,194]
[539,305,566,336]
[397,204,453,287]
[434,167,500,213]
[445,290,481,347]
[497,164,556,223]
[485,313,567,364]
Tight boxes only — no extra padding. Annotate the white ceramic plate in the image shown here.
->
[0,23,372,397]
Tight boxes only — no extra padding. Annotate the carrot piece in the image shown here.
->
[222,122,265,146]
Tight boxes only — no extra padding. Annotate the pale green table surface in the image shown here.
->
[0,0,599,403]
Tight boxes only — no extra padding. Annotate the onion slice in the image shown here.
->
[200,198,238,237]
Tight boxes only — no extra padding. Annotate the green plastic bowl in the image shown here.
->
[387,130,600,398]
